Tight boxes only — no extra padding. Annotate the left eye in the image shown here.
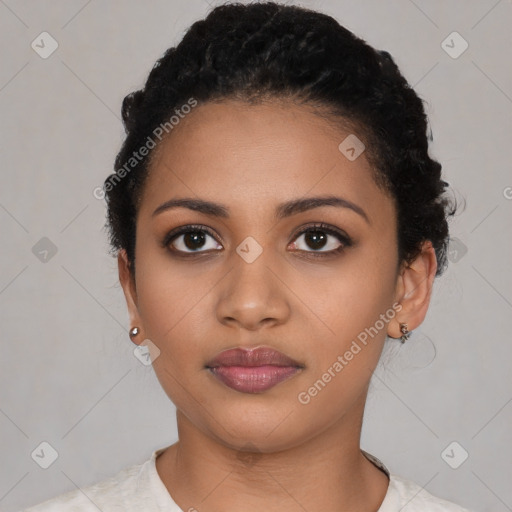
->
[290,225,351,254]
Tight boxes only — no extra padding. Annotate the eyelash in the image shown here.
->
[162,222,353,259]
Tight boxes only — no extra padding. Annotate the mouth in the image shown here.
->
[205,346,304,394]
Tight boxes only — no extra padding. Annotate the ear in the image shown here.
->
[118,249,144,345]
[387,240,438,339]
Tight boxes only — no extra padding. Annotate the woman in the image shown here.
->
[23,2,472,511]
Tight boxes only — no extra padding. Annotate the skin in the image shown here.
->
[118,99,437,512]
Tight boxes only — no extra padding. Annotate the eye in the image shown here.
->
[162,222,352,258]
[163,224,222,255]
[289,223,352,257]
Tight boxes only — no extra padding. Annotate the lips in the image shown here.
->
[206,347,303,368]
[205,346,304,393]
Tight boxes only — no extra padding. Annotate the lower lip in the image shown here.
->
[208,365,301,393]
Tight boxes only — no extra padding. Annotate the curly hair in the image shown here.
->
[103,1,455,277]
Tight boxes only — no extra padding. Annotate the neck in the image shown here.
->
[155,394,389,512]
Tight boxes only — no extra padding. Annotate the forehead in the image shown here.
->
[138,99,392,223]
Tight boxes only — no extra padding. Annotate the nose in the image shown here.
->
[215,250,291,331]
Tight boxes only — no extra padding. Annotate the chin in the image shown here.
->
[203,407,316,454]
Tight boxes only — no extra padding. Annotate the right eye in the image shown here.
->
[163,224,223,255]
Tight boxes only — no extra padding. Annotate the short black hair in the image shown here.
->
[104,1,456,277]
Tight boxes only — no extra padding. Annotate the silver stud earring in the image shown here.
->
[129,326,140,339]
[399,323,410,343]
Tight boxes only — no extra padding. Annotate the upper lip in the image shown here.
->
[206,346,303,368]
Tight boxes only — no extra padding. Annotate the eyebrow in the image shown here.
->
[152,195,369,223]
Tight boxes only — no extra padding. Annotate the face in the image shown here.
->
[121,99,408,453]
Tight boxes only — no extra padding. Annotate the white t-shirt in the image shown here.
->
[21,447,473,511]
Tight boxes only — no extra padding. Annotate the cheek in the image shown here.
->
[292,270,397,421]
[133,248,217,370]
[302,243,398,370]
[136,277,202,349]
[135,235,199,325]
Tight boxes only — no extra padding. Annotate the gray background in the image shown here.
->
[1,1,511,511]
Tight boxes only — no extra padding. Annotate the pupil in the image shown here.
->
[184,231,205,250]
[306,230,326,250]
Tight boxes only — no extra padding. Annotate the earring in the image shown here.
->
[399,323,410,343]
[129,326,140,339]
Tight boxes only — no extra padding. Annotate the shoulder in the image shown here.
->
[386,473,474,512]
[21,458,151,511]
